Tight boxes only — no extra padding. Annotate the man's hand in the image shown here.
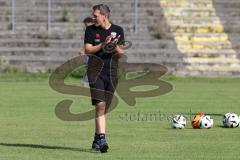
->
[102,35,123,54]
[112,35,121,44]
[115,45,124,57]
[79,47,85,56]
[86,35,125,55]
[104,35,113,45]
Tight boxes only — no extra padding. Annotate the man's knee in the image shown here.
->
[96,101,106,112]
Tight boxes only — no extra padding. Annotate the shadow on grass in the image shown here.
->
[0,142,100,154]
[215,125,236,129]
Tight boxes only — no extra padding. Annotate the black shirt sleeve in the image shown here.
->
[84,26,94,45]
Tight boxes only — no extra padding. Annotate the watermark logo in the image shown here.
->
[49,44,173,121]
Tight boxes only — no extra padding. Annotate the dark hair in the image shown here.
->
[92,4,110,18]
[83,17,94,23]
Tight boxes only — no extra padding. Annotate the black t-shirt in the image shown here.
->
[84,24,124,76]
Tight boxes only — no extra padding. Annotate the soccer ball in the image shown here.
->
[191,112,205,128]
[223,113,240,128]
[239,116,240,128]
[171,115,186,129]
[222,112,231,127]
[199,115,214,129]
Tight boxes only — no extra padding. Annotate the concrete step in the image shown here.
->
[0,6,160,17]
[186,48,240,58]
[0,39,82,48]
[177,44,234,51]
[126,48,239,58]
[165,17,240,26]
[11,22,140,33]
[167,24,225,33]
[0,31,81,39]
[161,2,240,8]
[1,26,239,41]
[149,31,239,40]
[34,0,163,8]
[2,56,73,63]
[0,0,10,5]
[2,55,74,62]
[185,57,240,64]
[10,14,156,24]
[14,7,240,19]
[174,33,232,40]
[213,1,240,6]
[0,15,11,22]
[1,24,155,35]
[0,38,172,49]
[0,47,180,58]
[163,11,216,18]
[0,47,78,57]
[1,55,75,72]
[0,23,11,31]
[0,7,11,15]
[0,36,236,50]
[186,65,240,74]
[0,30,152,40]
[1,51,240,70]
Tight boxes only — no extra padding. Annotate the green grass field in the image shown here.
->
[0,72,240,160]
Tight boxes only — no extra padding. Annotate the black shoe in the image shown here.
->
[91,140,100,151]
[97,138,109,153]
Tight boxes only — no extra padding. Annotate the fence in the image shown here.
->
[10,0,139,33]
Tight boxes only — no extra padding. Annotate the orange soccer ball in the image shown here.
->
[191,112,205,128]
[198,112,205,117]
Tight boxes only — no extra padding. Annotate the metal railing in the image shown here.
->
[134,0,139,33]
[11,0,15,32]
[10,0,139,33]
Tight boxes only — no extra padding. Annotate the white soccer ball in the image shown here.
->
[199,115,214,129]
[222,112,232,127]
[171,115,186,129]
[239,116,240,127]
[223,113,240,128]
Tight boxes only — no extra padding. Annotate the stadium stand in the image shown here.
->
[0,0,240,76]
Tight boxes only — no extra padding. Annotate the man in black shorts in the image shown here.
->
[84,4,124,153]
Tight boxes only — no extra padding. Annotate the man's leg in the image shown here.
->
[95,101,106,134]
[93,101,109,153]
[92,75,117,152]
[89,74,116,153]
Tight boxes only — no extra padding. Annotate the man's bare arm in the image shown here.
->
[115,45,124,57]
[84,43,103,55]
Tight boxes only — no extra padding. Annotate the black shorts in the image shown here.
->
[88,71,118,106]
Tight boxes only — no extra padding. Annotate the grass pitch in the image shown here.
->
[0,73,240,160]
